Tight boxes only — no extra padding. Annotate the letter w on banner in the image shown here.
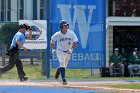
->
[52,0,106,69]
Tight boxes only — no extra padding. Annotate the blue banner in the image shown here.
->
[52,0,106,69]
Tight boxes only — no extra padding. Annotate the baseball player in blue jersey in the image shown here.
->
[0,24,32,82]
[51,20,78,85]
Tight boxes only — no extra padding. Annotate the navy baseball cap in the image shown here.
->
[60,20,69,26]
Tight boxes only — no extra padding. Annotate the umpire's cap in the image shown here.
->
[60,20,69,28]
[19,24,25,29]
[19,24,29,30]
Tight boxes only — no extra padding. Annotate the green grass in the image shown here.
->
[2,65,140,91]
[2,64,46,80]
[1,64,140,81]
[108,83,140,89]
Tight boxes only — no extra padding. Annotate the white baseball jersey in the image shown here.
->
[51,29,78,51]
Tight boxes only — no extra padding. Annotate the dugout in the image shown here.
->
[113,26,140,54]
[106,17,140,66]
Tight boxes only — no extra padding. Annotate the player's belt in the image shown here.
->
[63,51,68,53]
[58,49,68,53]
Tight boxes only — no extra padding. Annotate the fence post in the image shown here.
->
[30,58,33,65]
[42,50,46,76]
[2,51,5,66]
[2,44,6,66]
[46,0,51,78]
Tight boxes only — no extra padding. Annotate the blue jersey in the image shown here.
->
[11,31,27,49]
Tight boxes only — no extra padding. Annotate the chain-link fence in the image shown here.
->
[0,22,48,80]
[0,23,93,81]
[0,0,100,82]
[0,0,49,81]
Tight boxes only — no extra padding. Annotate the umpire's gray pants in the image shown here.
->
[109,63,124,76]
[128,64,140,76]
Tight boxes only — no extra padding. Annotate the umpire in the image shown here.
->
[0,24,32,82]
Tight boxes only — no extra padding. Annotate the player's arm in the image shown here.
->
[50,33,60,54]
[67,32,78,54]
[72,42,78,49]
[50,36,55,49]
[51,39,56,54]
[72,32,78,49]
[67,42,78,54]
[50,32,59,49]
[50,40,55,49]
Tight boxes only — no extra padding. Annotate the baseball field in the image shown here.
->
[0,64,140,93]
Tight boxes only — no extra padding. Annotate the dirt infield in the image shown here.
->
[0,79,140,93]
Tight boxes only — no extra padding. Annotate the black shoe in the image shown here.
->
[62,79,67,85]
[20,76,29,82]
[55,68,60,79]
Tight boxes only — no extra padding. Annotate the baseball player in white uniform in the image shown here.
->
[51,20,78,85]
